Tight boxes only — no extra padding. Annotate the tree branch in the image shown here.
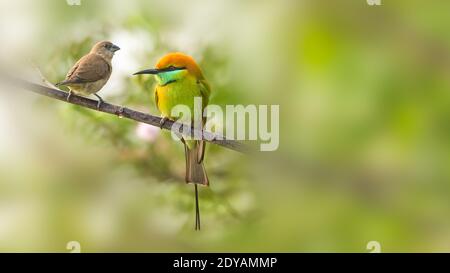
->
[4,76,250,153]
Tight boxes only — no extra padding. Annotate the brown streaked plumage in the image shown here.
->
[56,41,120,108]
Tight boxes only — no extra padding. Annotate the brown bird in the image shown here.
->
[56,41,120,108]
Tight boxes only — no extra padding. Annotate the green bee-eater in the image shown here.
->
[134,53,211,230]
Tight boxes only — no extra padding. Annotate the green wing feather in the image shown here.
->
[196,79,211,163]
[198,79,211,108]
[154,87,160,112]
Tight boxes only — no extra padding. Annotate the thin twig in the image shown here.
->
[31,63,59,90]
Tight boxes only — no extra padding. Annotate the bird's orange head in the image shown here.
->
[133,53,205,85]
[155,53,204,79]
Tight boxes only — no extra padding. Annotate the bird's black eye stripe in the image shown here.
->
[166,66,186,72]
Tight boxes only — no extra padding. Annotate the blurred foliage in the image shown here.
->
[0,0,450,252]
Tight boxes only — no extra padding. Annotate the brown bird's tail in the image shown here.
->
[184,140,209,230]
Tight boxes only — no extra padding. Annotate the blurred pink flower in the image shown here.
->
[136,123,160,143]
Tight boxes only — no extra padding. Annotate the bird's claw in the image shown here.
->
[94,94,104,110]
[96,100,103,110]
[159,117,168,129]
[66,91,72,102]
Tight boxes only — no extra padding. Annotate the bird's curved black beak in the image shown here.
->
[133,66,186,76]
[133,69,160,75]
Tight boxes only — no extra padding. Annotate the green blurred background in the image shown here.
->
[0,0,450,252]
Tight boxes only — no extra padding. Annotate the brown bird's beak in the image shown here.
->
[111,44,121,52]
[133,66,186,76]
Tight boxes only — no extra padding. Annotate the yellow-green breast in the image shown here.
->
[155,74,207,121]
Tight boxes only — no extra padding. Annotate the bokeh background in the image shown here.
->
[0,0,450,252]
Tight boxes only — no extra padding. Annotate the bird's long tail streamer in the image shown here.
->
[195,184,201,230]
